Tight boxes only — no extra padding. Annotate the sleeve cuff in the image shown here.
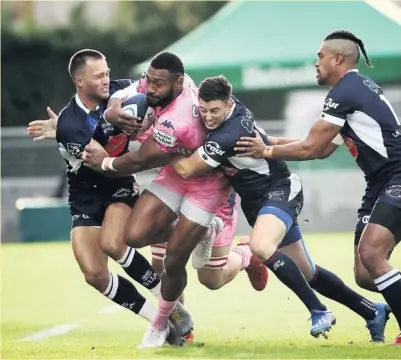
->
[197,147,220,168]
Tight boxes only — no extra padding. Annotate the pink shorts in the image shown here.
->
[151,194,238,260]
[147,165,231,227]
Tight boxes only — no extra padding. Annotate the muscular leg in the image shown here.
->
[71,226,154,321]
[354,230,379,292]
[124,190,177,248]
[197,245,243,290]
[250,213,327,314]
[151,214,208,333]
[151,244,184,303]
[359,204,401,331]
[101,202,160,295]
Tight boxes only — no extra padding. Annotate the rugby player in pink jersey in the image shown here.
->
[119,74,267,298]
[82,52,260,348]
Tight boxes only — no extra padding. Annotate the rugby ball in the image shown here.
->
[122,93,155,134]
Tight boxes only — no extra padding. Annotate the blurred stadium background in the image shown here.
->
[1,0,401,243]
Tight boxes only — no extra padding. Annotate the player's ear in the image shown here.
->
[74,76,83,88]
[176,75,184,88]
[335,52,345,66]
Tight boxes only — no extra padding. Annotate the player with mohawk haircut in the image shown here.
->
[235,30,401,345]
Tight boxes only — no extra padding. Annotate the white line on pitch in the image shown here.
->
[19,323,78,342]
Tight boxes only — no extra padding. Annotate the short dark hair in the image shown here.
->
[68,49,105,78]
[150,52,184,75]
[199,76,232,102]
[324,30,372,68]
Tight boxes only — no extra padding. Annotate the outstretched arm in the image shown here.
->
[82,135,176,175]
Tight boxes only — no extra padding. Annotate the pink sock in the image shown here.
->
[232,244,252,269]
[151,296,179,330]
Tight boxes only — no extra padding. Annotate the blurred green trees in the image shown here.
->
[1,1,226,127]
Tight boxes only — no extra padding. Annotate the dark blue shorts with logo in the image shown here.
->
[354,174,401,245]
[70,180,139,228]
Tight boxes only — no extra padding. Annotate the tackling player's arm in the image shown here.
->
[265,86,352,161]
[235,130,342,160]
[173,135,231,179]
[236,87,351,161]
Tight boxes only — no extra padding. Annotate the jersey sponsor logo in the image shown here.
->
[343,136,358,159]
[385,185,401,200]
[153,128,177,147]
[160,120,175,130]
[241,117,254,134]
[112,188,132,198]
[104,133,128,157]
[67,142,83,158]
[205,141,225,156]
[323,97,339,111]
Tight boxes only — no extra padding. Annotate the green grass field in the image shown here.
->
[2,233,401,359]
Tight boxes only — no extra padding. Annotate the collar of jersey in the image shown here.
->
[344,69,359,76]
[225,100,236,121]
[75,94,100,114]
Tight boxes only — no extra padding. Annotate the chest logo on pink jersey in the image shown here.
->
[160,120,175,130]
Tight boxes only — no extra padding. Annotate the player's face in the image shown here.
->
[145,67,183,108]
[76,58,110,101]
[199,98,233,130]
[315,43,337,86]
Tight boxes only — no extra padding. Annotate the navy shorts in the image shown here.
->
[70,181,139,228]
[242,173,303,231]
[354,174,401,245]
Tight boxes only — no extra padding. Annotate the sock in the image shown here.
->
[151,295,179,330]
[117,246,160,291]
[310,265,377,321]
[102,272,146,314]
[265,251,326,312]
[232,244,252,270]
[138,299,157,322]
[374,269,401,329]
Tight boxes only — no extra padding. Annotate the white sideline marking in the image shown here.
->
[19,323,78,342]
[98,304,122,314]
[19,305,122,342]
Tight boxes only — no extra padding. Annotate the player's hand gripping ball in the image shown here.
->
[122,93,155,135]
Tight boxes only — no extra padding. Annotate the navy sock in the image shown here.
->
[310,265,376,321]
[265,251,326,312]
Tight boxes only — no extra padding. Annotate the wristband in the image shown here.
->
[101,157,117,171]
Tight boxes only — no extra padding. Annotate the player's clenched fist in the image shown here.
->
[82,140,109,172]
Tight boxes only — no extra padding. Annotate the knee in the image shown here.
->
[198,270,223,290]
[124,226,148,248]
[101,237,125,260]
[354,269,377,292]
[83,268,109,291]
[249,238,277,262]
[358,243,380,270]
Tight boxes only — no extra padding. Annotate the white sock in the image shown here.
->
[149,281,161,298]
[138,299,157,322]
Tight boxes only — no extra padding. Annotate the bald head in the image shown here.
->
[324,38,360,66]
